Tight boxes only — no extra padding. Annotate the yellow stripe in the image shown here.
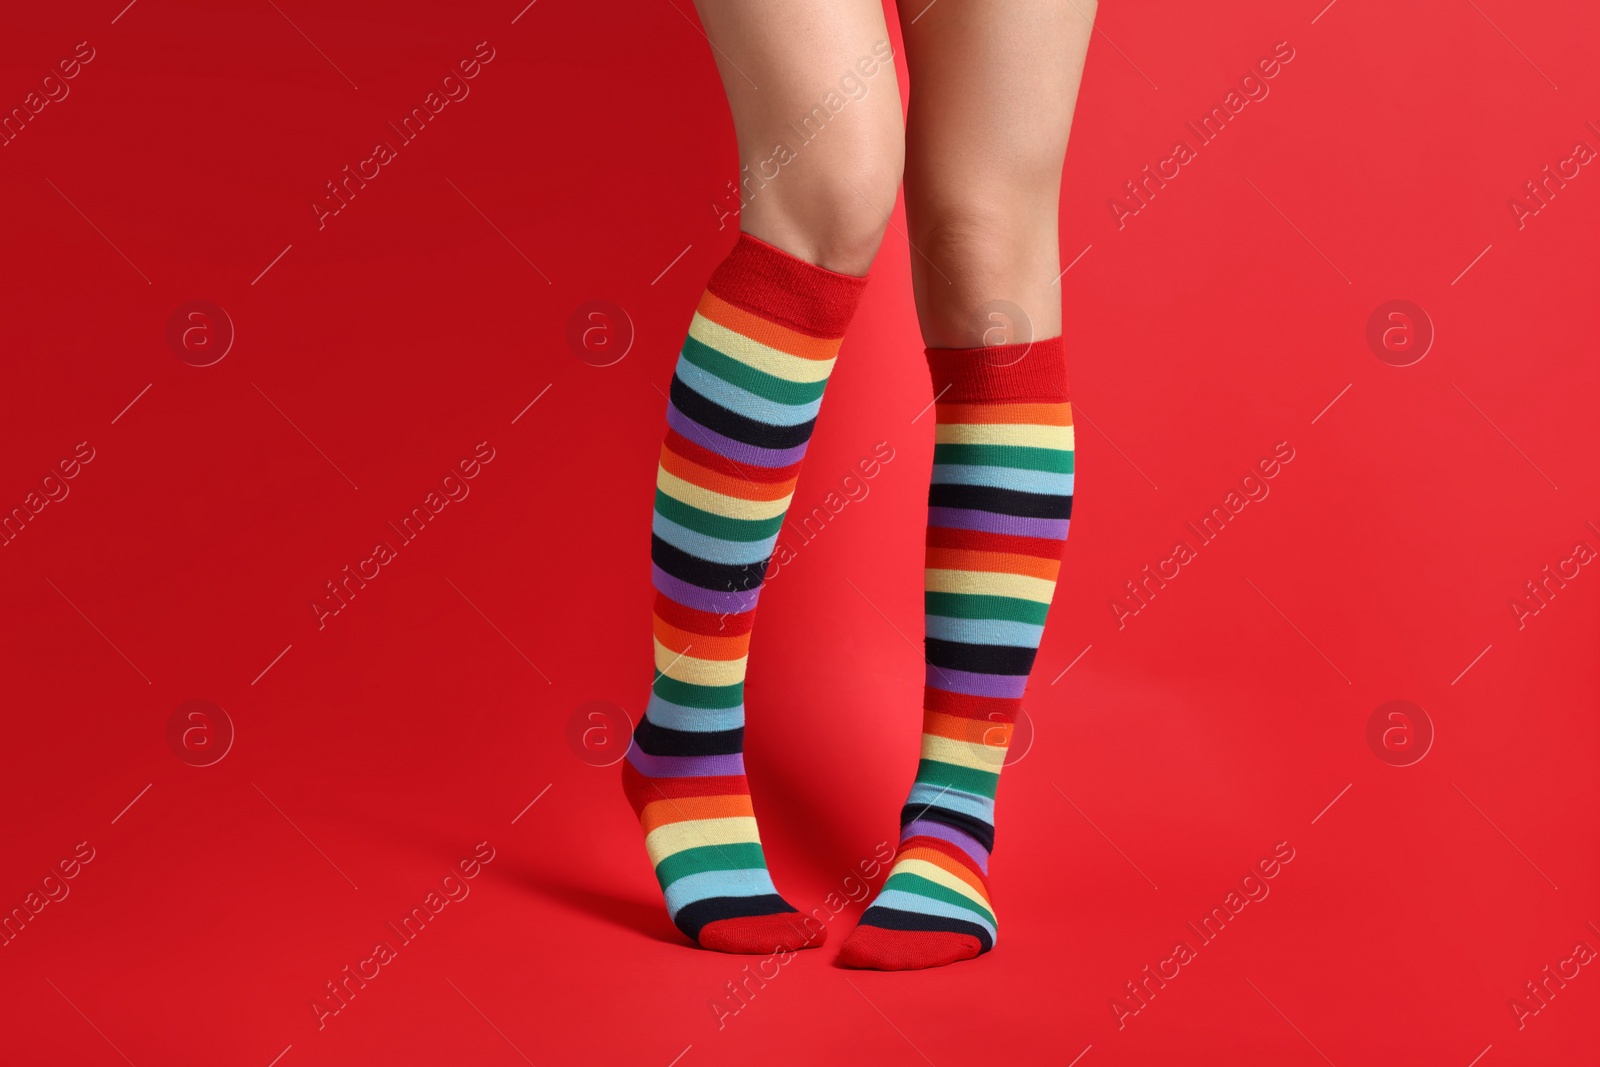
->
[893,857,992,908]
[644,816,761,865]
[921,732,1008,772]
[654,639,746,687]
[689,314,836,384]
[657,468,792,521]
[934,423,1075,450]
[925,568,1057,603]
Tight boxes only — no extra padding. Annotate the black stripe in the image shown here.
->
[651,535,768,594]
[899,804,995,853]
[633,718,744,757]
[854,906,993,953]
[670,374,816,451]
[674,895,798,942]
[928,482,1071,520]
[925,638,1038,676]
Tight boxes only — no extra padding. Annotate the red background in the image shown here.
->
[2,1,1596,1064]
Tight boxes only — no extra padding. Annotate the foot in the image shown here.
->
[838,835,995,970]
[622,732,823,954]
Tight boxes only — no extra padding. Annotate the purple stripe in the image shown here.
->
[651,564,762,616]
[902,819,990,874]
[626,744,745,779]
[666,403,810,469]
[927,506,1069,541]
[926,665,1029,699]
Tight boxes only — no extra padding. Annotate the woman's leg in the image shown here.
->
[623,0,903,954]
[695,0,906,275]
[901,0,1093,346]
[840,0,1094,970]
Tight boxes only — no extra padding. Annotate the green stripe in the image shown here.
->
[681,337,828,406]
[655,843,767,889]
[934,443,1073,474]
[915,758,999,799]
[653,675,743,709]
[655,490,782,543]
[883,871,995,927]
[925,592,1050,626]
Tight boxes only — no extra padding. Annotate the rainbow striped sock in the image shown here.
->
[623,233,867,953]
[840,336,1073,970]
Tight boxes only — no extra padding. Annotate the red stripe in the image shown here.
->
[926,335,1069,403]
[664,429,801,485]
[654,593,754,637]
[926,525,1066,559]
[923,689,1022,721]
[706,234,867,340]
[623,762,748,813]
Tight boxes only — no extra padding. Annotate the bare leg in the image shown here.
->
[693,0,906,274]
[899,0,1094,345]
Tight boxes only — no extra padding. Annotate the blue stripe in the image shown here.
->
[675,357,822,428]
[646,692,745,733]
[664,868,777,917]
[925,615,1045,648]
[871,888,998,941]
[931,464,1074,496]
[652,512,777,567]
[907,783,995,824]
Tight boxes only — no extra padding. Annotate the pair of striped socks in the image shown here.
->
[622,234,1072,969]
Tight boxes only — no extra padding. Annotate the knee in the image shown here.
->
[916,204,1050,297]
[908,146,1066,285]
[793,152,905,273]
[910,202,1062,348]
[737,126,904,276]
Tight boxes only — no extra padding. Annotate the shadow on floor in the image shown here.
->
[502,862,686,947]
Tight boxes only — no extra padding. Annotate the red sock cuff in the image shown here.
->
[925,336,1069,403]
[706,233,869,340]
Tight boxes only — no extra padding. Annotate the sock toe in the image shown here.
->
[698,914,827,954]
[837,926,982,970]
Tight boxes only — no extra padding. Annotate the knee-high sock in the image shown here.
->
[840,336,1073,970]
[622,233,868,953]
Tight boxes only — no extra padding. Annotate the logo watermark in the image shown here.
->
[167,700,235,767]
[566,699,633,767]
[566,301,633,367]
[167,301,234,366]
[1365,300,1432,367]
[1366,700,1433,767]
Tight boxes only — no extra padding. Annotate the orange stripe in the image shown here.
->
[926,546,1061,581]
[934,401,1072,426]
[639,794,753,834]
[898,846,990,902]
[660,445,797,503]
[923,712,1012,748]
[653,615,750,660]
[698,291,842,361]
